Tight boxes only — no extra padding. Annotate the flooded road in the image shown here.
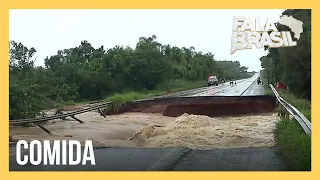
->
[130,113,277,149]
[10,112,175,147]
[10,111,278,149]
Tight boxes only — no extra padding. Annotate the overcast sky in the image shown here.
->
[9,9,285,71]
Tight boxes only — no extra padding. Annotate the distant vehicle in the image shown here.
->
[208,76,218,86]
[257,77,262,85]
[275,82,287,91]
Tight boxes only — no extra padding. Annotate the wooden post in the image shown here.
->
[97,108,106,117]
[36,124,52,135]
[71,115,84,123]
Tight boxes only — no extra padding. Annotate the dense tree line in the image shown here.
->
[260,9,311,100]
[9,35,251,119]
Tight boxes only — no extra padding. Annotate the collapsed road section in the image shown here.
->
[10,95,277,148]
[10,79,285,170]
[103,95,276,117]
[9,94,286,171]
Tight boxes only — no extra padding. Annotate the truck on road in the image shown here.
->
[207,76,218,86]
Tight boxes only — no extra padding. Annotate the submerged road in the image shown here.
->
[9,74,286,171]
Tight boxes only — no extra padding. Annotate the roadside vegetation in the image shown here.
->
[9,36,252,120]
[260,9,311,171]
[269,88,311,171]
[105,79,206,102]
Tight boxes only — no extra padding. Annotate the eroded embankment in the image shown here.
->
[103,95,277,117]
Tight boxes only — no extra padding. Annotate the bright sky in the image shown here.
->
[9,9,285,71]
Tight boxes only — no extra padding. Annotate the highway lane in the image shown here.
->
[191,75,259,97]
[9,146,190,171]
[9,146,287,171]
[153,73,261,98]
[242,81,265,96]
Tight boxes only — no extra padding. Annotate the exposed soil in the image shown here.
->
[103,96,276,117]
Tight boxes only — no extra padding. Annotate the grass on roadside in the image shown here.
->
[278,91,311,121]
[274,116,311,171]
[262,78,311,171]
[105,79,206,103]
[43,79,205,111]
[106,92,150,103]
[101,79,206,112]
[261,77,273,96]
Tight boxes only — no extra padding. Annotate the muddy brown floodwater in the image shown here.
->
[10,109,278,149]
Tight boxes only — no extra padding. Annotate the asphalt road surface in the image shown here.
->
[152,73,263,98]
[9,74,287,171]
[9,146,287,171]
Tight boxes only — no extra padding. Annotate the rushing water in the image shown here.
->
[10,110,277,149]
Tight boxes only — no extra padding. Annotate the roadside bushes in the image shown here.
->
[10,38,251,120]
